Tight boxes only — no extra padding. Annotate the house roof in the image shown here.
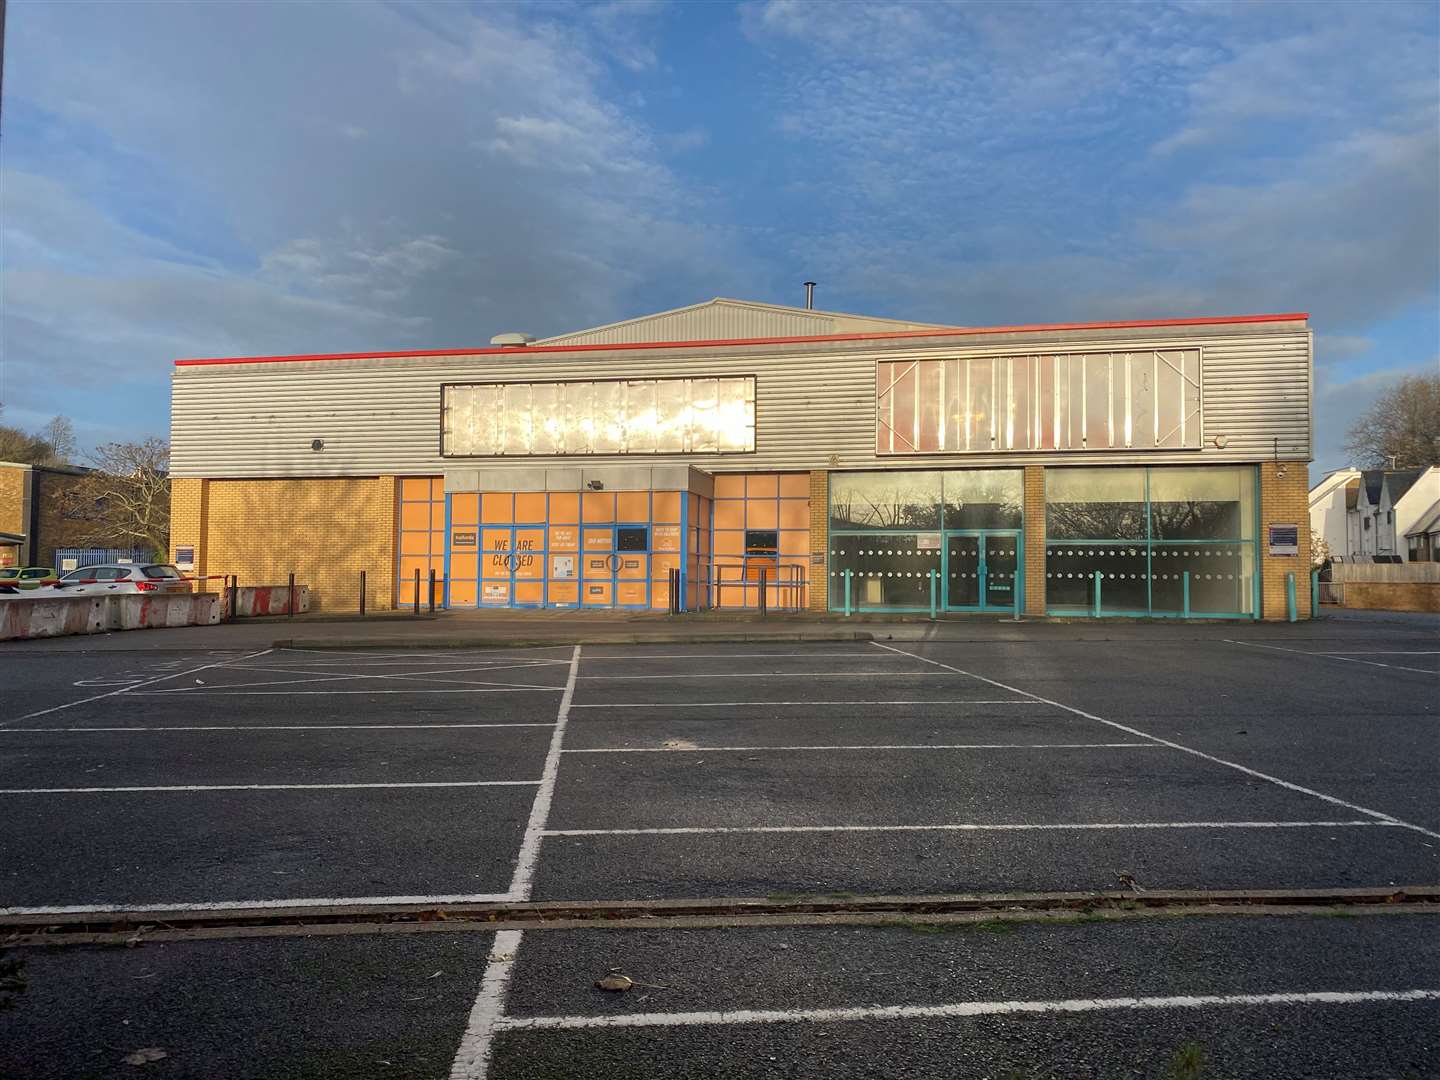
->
[1384,467,1426,506]
[1361,470,1385,505]
[1345,478,1361,510]
[1404,499,1440,538]
[533,297,951,347]
[1308,467,1361,506]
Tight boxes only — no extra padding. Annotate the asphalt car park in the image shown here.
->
[1,621,1436,1078]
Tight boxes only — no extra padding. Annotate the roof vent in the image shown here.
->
[803,281,817,310]
[490,332,536,347]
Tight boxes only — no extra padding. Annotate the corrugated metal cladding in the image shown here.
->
[170,322,1312,479]
[536,298,946,346]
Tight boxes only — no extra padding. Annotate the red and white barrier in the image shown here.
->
[0,593,222,641]
[232,585,310,617]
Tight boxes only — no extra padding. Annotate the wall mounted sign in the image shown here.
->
[588,585,605,595]
[916,533,941,550]
[1268,524,1299,556]
[452,531,477,547]
[551,556,575,579]
[175,545,196,570]
[483,584,507,599]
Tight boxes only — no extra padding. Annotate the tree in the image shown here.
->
[38,416,77,464]
[57,438,171,559]
[0,409,77,465]
[1344,373,1440,468]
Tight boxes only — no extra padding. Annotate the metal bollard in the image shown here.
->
[1286,572,1297,623]
[230,574,238,619]
[1182,571,1191,618]
[1311,569,1320,615]
[359,570,367,617]
[843,569,852,616]
[288,572,296,617]
[929,569,937,620]
[1093,571,1102,618]
[1013,574,1021,620]
[428,569,436,614]
[414,568,421,615]
[759,568,768,616]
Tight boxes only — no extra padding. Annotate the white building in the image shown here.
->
[1309,465,1439,561]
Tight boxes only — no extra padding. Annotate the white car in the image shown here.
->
[49,564,194,596]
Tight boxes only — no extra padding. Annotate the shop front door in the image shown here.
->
[579,525,652,608]
[944,530,1022,611]
[479,527,546,608]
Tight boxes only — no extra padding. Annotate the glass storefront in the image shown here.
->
[1045,465,1257,617]
[829,469,1023,612]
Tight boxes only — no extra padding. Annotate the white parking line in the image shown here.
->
[570,700,1043,709]
[545,820,1386,837]
[581,652,891,660]
[1226,639,1439,675]
[495,988,1440,1032]
[0,723,557,733]
[563,743,1162,754]
[578,671,953,680]
[7,649,274,725]
[449,647,582,1080]
[128,687,565,696]
[1314,651,1440,656]
[0,892,516,917]
[2,780,540,794]
[876,642,1440,841]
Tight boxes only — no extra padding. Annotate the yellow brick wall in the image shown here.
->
[1259,461,1313,620]
[1023,465,1046,616]
[0,466,27,540]
[169,478,209,579]
[808,470,829,611]
[199,476,399,612]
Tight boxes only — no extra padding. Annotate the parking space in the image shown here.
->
[3,625,1437,1078]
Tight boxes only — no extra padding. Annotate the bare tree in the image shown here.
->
[58,438,171,559]
[0,409,77,465]
[1344,373,1440,468]
[38,416,77,464]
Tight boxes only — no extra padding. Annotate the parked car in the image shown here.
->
[0,567,59,594]
[48,564,193,596]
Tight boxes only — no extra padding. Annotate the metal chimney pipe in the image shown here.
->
[803,281,816,310]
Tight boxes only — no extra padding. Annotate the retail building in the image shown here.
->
[168,298,1315,619]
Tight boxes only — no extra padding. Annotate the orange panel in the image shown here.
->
[617,555,647,581]
[779,473,810,498]
[480,580,511,606]
[549,525,579,552]
[780,530,810,556]
[779,499,809,530]
[582,580,613,606]
[400,503,430,530]
[400,556,431,579]
[617,490,650,522]
[651,554,680,576]
[582,491,615,523]
[401,477,432,499]
[746,473,779,498]
[514,581,544,604]
[448,580,477,605]
[451,493,479,523]
[650,581,670,610]
[515,492,547,523]
[482,492,513,523]
[400,532,432,556]
[652,491,681,523]
[482,528,513,553]
[449,553,478,579]
[430,477,445,499]
[430,504,446,530]
[714,501,744,529]
[697,499,712,528]
[548,581,579,605]
[652,525,681,552]
[584,555,612,577]
[713,474,745,498]
[714,531,744,556]
[583,528,613,552]
[746,500,778,529]
[616,581,648,606]
[549,492,579,523]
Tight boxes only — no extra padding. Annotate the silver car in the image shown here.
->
[52,564,193,596]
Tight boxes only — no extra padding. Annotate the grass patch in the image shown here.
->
[1165,1040,1206,1080]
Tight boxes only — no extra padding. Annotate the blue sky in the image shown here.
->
[2,0,1436,472]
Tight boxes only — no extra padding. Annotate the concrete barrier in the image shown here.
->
[0,592,222,641]
[231,585,310,617]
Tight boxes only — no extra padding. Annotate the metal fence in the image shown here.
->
[668,563,810,614]
[52,548,154,572]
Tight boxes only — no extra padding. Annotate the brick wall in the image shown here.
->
[33,471,101,566]
[0,466,27,541]
[1258,461,1312,620]
[1023,465,1045,616]
[169,478,209,579]
[808,470,829,612]
[194,476,399,612]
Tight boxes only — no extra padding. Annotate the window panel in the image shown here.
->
[941,469,1023,529]
[1046,467,1146,540]
[1148,466,1254,541]
[878,351,1201,455]
[829,471,943,531]
[444,377,756,456]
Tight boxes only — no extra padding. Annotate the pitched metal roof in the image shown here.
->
[1361,469,1385,505]
[1383,467,1426,506]
[1404,498,1440,538]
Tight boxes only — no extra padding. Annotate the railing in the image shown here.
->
[668,563,809,614]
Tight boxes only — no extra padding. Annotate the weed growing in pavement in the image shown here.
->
[1165,1040,1206,1080]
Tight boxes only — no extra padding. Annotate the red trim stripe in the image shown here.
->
[173,312,1309,368]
